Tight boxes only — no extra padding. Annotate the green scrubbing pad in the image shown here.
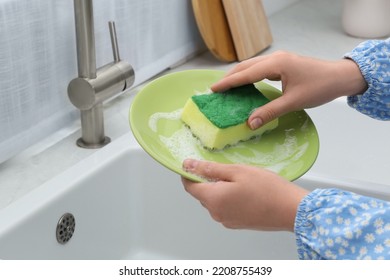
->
[191,84,270,128]
[181,84,278,150]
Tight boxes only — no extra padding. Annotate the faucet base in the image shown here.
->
[76,136,111,149]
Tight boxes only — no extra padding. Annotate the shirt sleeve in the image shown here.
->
[294,188,390,260]
[344,38,390,120]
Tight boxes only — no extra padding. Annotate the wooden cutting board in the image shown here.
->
[192,0,237,62]
[222,0,273,61]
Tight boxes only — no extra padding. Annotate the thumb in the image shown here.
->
[248,96,292,130]
[183,159,235,182]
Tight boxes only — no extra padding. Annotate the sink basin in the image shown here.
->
[0,98,389,260]
[0,133,297,259]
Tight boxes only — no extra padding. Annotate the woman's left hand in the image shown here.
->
[181,159,308,231]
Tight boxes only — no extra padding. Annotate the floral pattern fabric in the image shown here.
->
[295,39,390,259]
[344,38,390,120]
[295,189,390,260]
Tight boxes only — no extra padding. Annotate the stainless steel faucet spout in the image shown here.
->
[68,0,135,148]
[73,0,96,79]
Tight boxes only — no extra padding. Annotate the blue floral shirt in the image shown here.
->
[294,39,390,260]
[295,189,390,260]
[345,38,390,120]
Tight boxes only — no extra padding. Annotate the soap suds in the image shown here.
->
[194,88,212,95]
[159,126,204,162]
[148,109,183,132]
[221,129,308,168]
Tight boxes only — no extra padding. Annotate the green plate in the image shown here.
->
[129,69,319,182]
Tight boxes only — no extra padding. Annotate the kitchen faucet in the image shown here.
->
[68,0,135,148]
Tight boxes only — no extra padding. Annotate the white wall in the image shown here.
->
[263,0,301,16]
[0,0,203,164]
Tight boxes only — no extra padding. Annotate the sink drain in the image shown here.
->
[56,213,76,244]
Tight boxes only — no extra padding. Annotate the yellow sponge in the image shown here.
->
[181,84,278,150]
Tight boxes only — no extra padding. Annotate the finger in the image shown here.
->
[211,57,275,92]
[181,176,223,209]
[211,72,258,92]
[223,56,264,77]
[247,95,294,129]
[182,159,236,182]
[211,68,264,92]
[181,176,209,202]
[210,57,264,92]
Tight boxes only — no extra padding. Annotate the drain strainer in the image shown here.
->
[56,213,76,244]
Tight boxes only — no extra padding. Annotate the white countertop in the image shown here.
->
[1,0,387,210]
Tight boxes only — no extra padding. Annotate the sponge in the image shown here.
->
[181,84,278,150]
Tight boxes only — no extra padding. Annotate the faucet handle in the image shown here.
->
[108,21,120,62]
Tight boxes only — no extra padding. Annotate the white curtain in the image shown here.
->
[0,0,203,163]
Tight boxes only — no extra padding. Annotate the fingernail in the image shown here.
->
[183,159,198,172]
[249,118,262,130]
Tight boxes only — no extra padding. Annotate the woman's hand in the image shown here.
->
[181,159,308,232]
[211,51,367,129]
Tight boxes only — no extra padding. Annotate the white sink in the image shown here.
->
[0,99,389,260]
[0,133,298,259]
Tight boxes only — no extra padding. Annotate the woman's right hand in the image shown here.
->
[211,51,368,129]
